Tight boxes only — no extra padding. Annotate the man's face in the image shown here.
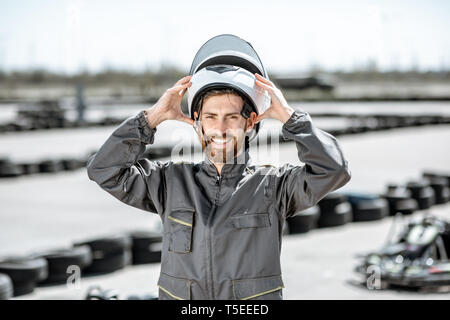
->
[195,94,255,164]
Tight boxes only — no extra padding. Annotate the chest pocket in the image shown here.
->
[231,213,271,229]
[167,208,195,253]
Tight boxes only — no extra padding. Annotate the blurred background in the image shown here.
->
[0,0,450,300]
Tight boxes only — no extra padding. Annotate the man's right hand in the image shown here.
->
[145,75,193,129]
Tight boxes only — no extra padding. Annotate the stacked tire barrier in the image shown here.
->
[0,230,163,299]
[33,246,93,285]
[1,109,449,134]
[285,170,450,236]
[1,110,449,179]
[0,146,173,179]
[74,235,132,275]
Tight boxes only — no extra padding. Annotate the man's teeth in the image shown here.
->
[212,137,232,143]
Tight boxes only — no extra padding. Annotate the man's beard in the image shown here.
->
[201,124,247,165]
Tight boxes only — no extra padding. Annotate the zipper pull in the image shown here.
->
[216,175,221,185]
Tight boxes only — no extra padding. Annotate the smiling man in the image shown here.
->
[87,71,351,300]
[87,34,351,301]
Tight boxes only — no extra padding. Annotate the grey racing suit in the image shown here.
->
[86,109,351,300]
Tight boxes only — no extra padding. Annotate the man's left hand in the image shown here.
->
[254,73,295,124]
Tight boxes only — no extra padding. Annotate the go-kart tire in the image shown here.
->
[18,162,40,175]
[83,250,131,275]
[383,185,418,216]
[74,235,132,255]
[60,158,83,171]
[0,159,23,178]
[129,231,162,265]
[0,256,48,284]
[425,177,450,205]
[318,202,353,228]
[345,192,389,222]
[38,159,63,173]
[132,251,162,265]
[0,257,48,296]
[352,199,389,222]
[393,198,418,215]
[32,245,92,284]
[286,205,320,234]
[0,273,13,300]
[317,193,348,213]
[13,281,37,296]
[406,181,435,210]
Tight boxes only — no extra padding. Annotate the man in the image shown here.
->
[87,72,351,300]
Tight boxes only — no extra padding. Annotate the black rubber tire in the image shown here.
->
[38,159,63,173]
[60,158,83,171]
[317,202,353,228]
[286,205,320,234]
[74,235,132,255]
[83,250,131,275]
[383,185,418,216]
[13,281,37,297]
[0,256,48,284]
[132,251,162,265]
[0,273,13,300]
[18,162,40,175]
[317,193,348,213]
[129,231,162,264]
[394,198,418,215]
[406,181,436,210]
[32,245,92,284]
[351,198,389,222]
[0,159,23,178]
[425,177,450,204]
[129,231,162,250]
[345,192,388,221]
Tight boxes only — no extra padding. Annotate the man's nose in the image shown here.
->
[216,120,228,136]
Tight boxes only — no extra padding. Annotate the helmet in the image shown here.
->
[187,34,271,141]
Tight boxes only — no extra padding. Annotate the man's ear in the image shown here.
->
[245,112,257,133]
[194,111,198,120]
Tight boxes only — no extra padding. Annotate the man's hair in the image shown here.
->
[196,88,244,117]
[196,88,251,151]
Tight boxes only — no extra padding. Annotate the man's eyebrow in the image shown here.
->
[202,112,241,116]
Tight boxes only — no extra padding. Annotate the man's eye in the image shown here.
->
[229,116,238,119]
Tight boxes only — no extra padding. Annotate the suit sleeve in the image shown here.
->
[273,110,351,219]
[86,110,169,216]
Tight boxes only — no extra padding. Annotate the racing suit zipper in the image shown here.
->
[206,174,222,300]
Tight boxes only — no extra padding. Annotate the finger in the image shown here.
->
[169,82,192,94]
[175,75,192,85]
[178,114,194,126]
[255,111,270,124]
[255,73,273,86]
[255,79,274,93]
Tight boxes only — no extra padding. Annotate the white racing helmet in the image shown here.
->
[187,34,271,141]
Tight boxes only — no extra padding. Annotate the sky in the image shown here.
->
[0,0,449,74]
